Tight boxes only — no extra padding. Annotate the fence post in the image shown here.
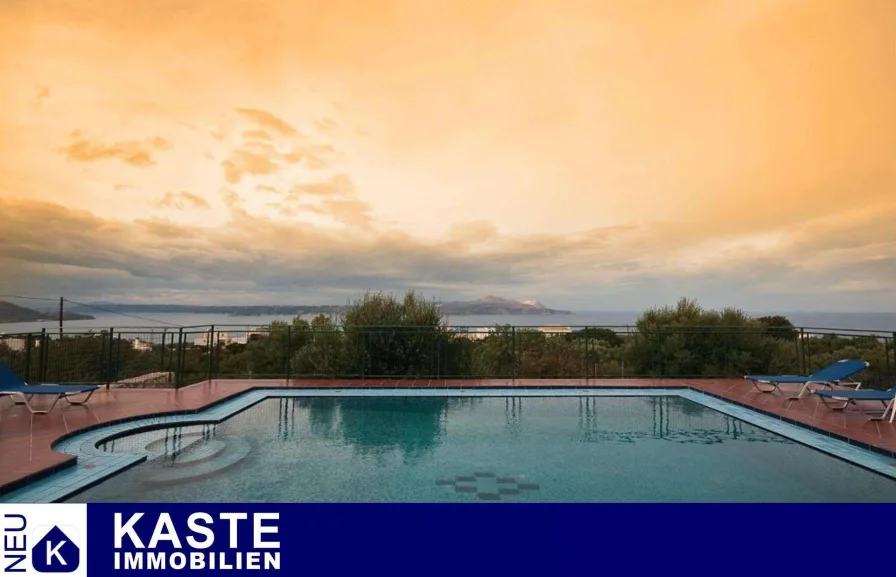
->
[284,325,292,383]
[429,328,435,379]
[206,325,214,382]
[115,332,123,383]
[880,334,891,386]
[436,329,442,379]
[100,331,107,388]
[160,330,167,374]
[799,328,807,374]
[39,328,48,382]
[106,328,115,385]
[214,331,221,379]
[176,328,185,387]
[584,327,591,379]
[889,333,896,385]
[511,326,517,379]
[361,330,366,379]
[24,332,33,383]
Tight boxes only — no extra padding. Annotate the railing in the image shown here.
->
[0,324,893,389]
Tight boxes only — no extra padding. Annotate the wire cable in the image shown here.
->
[62,298,182,327]
[2,293,181,327]
[0,294,58,302]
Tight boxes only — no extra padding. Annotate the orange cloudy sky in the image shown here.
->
[0,0,894,310]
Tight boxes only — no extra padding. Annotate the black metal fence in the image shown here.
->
[0,324,893,389]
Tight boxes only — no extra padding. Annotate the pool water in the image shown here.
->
[65,396,896,502]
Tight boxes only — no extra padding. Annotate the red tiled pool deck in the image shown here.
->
[3,377,896,494]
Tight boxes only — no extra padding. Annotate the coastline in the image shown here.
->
[1,311,894,335]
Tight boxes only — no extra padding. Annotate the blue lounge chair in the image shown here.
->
[0,362,99,415]
[814,386,896,422]
[744,359,868,400]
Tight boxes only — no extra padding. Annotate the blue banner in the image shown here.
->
[2,503,889,576]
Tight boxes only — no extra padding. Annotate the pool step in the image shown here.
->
[141,436,251,487]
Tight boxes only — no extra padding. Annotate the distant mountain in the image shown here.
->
[67,304,343,317]
[60,297,571,318]
[0,301,95,324]
[438,296,572,315]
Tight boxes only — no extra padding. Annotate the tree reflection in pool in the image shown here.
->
[65,396,896,502]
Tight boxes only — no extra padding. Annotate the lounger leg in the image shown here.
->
[814,383,851,409]
[62,389,95,406]
[879,399,896,423]
[848,399,893,421]
[13,392,63,415]
[751,380,779,394]
[791,381,813,400]
[865,400,890,421]
[817,394,851,411]
[10,393,33,406]
[794,380,837,400]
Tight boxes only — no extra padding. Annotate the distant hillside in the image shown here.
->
[0,301,95,324]
[67,297,571,317]
[438,296,572,315]
[70,304,344,317]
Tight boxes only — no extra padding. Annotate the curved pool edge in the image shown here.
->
[3,386,895,503]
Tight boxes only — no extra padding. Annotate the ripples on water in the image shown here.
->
[67,396,896,503]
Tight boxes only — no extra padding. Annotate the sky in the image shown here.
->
[0,0,894,312]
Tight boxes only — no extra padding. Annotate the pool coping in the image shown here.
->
[3,385,896,503]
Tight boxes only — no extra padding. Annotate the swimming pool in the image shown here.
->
[42,390,896,503]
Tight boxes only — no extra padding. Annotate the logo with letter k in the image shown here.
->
[31,527,80,573]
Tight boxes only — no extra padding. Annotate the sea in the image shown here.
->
[1,311,895,336]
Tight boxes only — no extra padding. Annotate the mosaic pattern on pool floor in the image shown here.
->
[436,472,541,501]
[3,387,896,503]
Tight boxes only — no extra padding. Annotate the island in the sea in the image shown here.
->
[437,296,572,315]
[0,301,95,324]
[60,296,572,317]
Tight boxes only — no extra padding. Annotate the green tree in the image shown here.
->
[626,298,777,377]
[340,290,448,377]
[567,327,624,348]
[470,325,517,377]
[292,314,346,376]
[756,315,798,341]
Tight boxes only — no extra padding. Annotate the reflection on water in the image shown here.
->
[102,395,790,462]
[274,397,487,460]
[505,397,524,437]
[70,395,896,503]
[576,396,789,445]
[285,397,448,459]
[243,396,789,456]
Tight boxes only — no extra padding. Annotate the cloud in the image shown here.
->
[1,197,894,311]
[155,191,211,210]
[300,198,373,227]
[63,136,172,167]
[221,141,331,184]
[216,108,339,182]
[234,108,300,137]
[222,149,280,184]
[315,118,338,135]
[2,1,894,311]
[287,174,354,198]
[279,174,372,227]
[446,221,498,245]
[220,189,243,210]
[242,130,273,141]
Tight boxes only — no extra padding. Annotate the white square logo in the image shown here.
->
[1,505,87,577]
